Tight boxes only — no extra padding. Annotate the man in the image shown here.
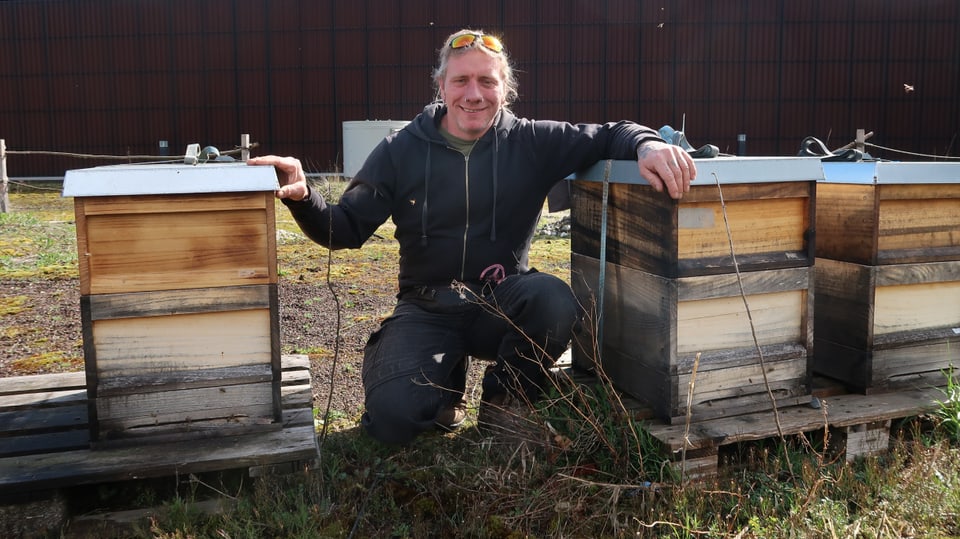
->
[250,29,696,445]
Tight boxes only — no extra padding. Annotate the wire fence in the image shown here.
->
[4,132,960,213]
[0,135,262,210]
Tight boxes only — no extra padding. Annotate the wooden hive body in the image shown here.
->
[814,162,960,392]
[571,158,819,278]
[818,162,960,265]
[570,157,821,423]
[815,258,960,392]
[64,163,281,445]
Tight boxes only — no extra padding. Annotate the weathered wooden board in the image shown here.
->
[0,371,86,397]
[75,192,277,295]
[0,430,91,460]
[0,382,86,410]
[570,165,816,278]
[0,372,89,456]
[646,386,942,453]
[86,284,272,320]
[0,355,312,466]
[0,425,317,494]
[672,450,719,480]
[95,365,274,396]
[0,401,89,457]
[0,382,88,433]
[96,381,274,430]
[832,420,891,462]
[817,181,960,265]
[89,309,274,378]
[592,346,811,424]
[814,257,960,392]
[572,253,812,423]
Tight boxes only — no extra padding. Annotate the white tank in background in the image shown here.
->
[342,120,409,178]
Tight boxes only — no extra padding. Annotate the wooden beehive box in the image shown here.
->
[63,163,281,445]
[814,258,960,392]
[570,157,822,423]
[817,162,960,265]
[571,158,820,278]
[814,161,960,392]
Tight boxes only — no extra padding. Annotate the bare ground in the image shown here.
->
[1,278,83,373]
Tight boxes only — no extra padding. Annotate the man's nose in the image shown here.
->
[464,80,483,100]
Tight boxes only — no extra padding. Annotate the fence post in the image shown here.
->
[1,139,9,213]
[240,133,250,161]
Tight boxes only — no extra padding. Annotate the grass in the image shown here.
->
[134,405,960,538]
[4,185,960,537]
[935,365,960,444]
[0,188,77,279]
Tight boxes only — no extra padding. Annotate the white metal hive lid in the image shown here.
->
[821,161,960,184]
[573,156,825,185]
[62,162,280,197]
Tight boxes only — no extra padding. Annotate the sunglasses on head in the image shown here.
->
[449,33,504,53]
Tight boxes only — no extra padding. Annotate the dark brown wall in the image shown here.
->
[1,0,958,177]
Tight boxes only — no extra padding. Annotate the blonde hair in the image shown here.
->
[432,29,519,108]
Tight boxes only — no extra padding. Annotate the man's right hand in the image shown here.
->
[636,140,696,200]
[247,155,310,201]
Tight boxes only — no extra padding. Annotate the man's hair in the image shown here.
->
[432,29,519,108]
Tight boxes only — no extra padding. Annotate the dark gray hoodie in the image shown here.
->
[283,102,662,294]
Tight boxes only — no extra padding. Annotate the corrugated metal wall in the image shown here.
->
[1,0,958,177]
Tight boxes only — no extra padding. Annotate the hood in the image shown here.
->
[403,102,515,247]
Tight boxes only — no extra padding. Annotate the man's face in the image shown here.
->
[438,49,506,140]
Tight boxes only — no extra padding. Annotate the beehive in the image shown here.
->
[570,157,822,423]
[63,162,281,445]
[814,161,960,392]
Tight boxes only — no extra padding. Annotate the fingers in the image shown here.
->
[276,182,309,201]
[668,148,696,195]
[637,141,697,200]
[247,155,309,201]
[247,155,302,177]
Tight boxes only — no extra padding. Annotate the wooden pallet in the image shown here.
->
[646,383,943,479]
[566,363,945,479]
[0,355,315,493]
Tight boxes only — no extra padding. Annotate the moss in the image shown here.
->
[10,352,84,375]
[0,295,28,316]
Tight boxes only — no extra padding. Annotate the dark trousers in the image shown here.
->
[360,271,579,444]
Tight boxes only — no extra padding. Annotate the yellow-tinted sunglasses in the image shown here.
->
[449,33,504,53]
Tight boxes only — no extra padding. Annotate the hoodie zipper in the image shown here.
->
[460,152,470,281]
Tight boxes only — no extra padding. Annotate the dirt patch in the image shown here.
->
[279,279,395,419]
[0,278,83,374]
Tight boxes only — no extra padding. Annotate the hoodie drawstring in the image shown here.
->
[420,144,431,246]
[420,114,500,247]
[490,132,499,242]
